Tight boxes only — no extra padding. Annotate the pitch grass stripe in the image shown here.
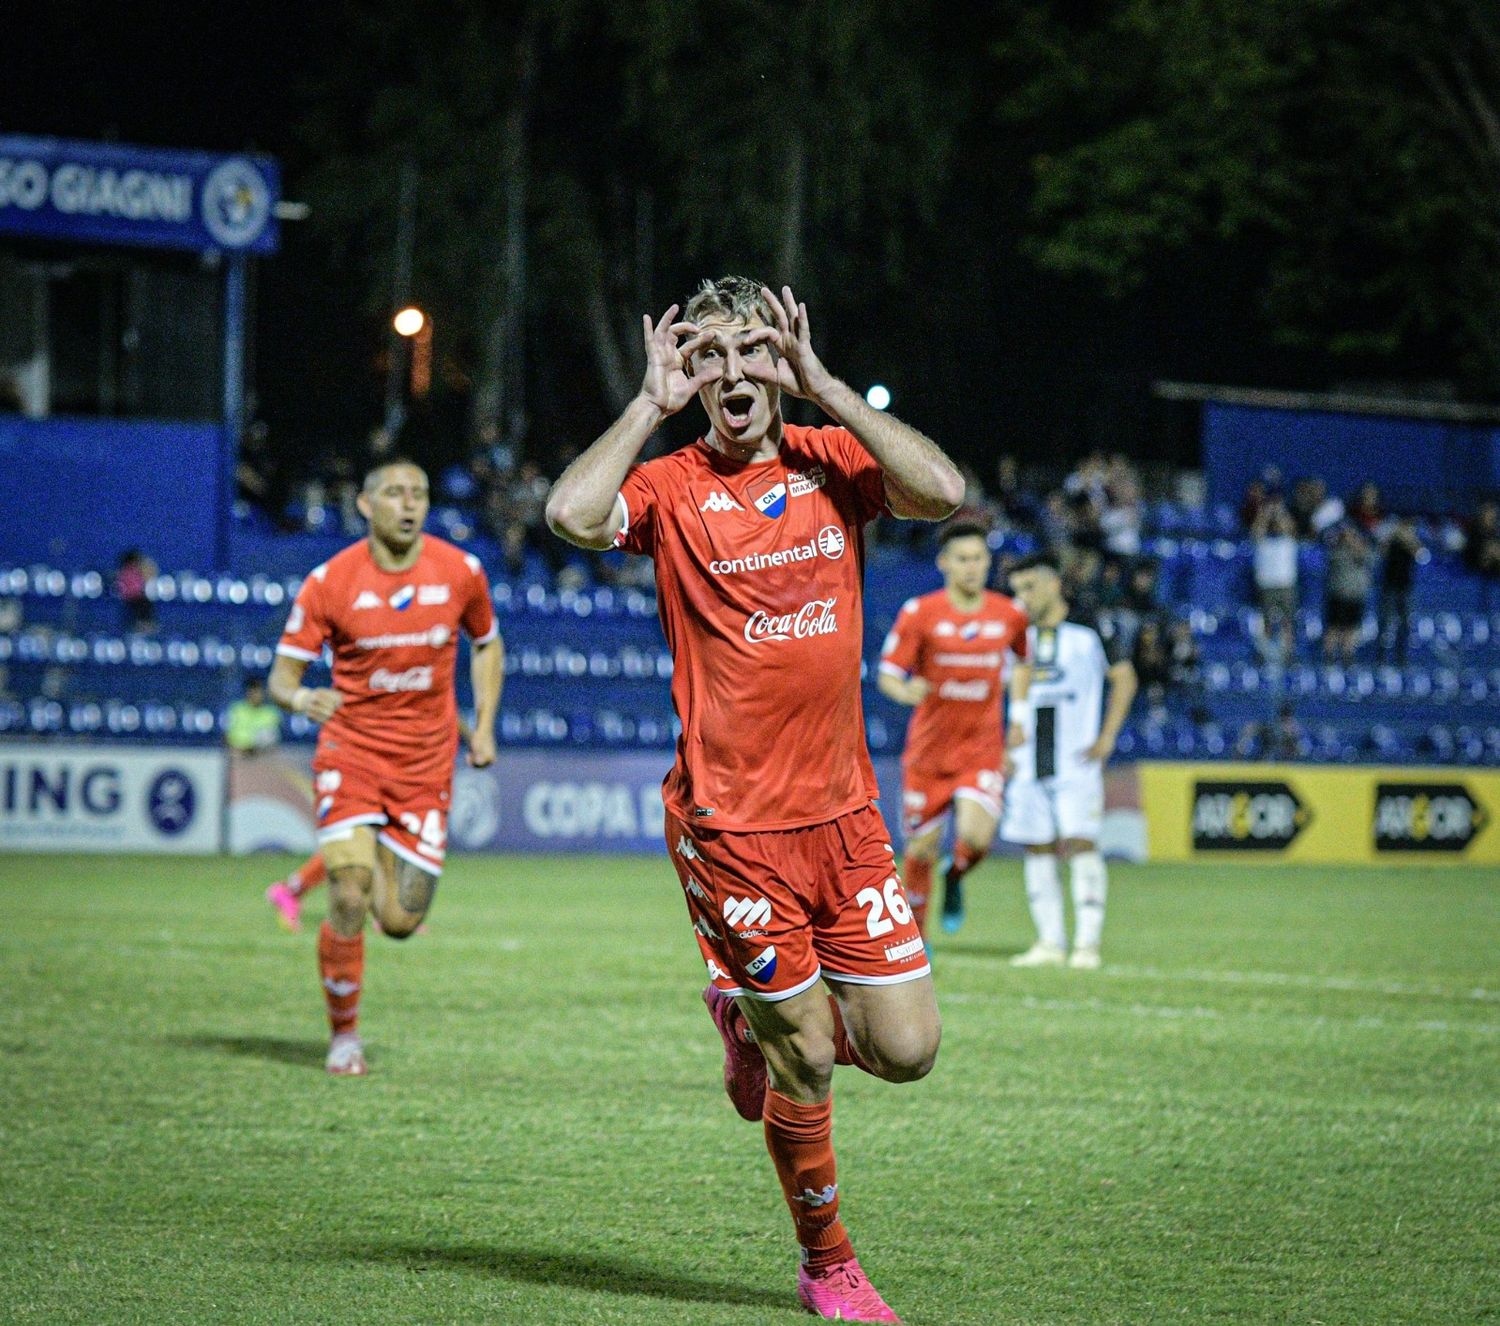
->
[941,954,1500,1002]
[942,990,1500,1037]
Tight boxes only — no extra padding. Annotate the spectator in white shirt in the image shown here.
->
[1251,501,1299,664]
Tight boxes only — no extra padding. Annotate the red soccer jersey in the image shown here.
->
[615,424,887,831]
[878,588,1029,778]
[276,536,496,784]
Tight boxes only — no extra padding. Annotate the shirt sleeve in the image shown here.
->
[1009,605,1031,662]
[276,570,330,661]
[878,598,924,679]
[612,462,663,556]
[1100,625,1130,668]
[460,554,498,644]
[819,426,888,527]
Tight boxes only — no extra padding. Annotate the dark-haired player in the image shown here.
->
[877,523,1028,936]
[268,459,503,1074]
[1002,552,1136,969]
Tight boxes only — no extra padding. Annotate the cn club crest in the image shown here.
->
[750,479,787,520]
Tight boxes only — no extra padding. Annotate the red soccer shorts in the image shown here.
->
[311,756,450,876]
[901,765,1004,837]
[666,802,931,1002]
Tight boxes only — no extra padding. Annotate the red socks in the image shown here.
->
[288,852,327,897]
[902,857,933,936]
[763,1090,855,1271]
[317,922,364,1036]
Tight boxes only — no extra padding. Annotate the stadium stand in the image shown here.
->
[3,509,1498,766]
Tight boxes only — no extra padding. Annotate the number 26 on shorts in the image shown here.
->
[856,876,912,937]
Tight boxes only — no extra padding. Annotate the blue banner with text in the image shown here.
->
[0,135,279,255]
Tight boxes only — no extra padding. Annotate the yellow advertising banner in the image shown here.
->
[1139,762,1500,865]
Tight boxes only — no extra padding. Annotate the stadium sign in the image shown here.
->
[1190,780,1310,851]
[1373,783,1489,853]
[0,744,224,853]
[0,135,280,254]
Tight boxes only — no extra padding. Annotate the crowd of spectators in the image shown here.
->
[234,427,1500,761]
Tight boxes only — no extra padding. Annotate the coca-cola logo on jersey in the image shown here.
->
[743,597,839,644]
[369,666,435,692]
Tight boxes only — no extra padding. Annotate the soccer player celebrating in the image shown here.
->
[1001,553,1136,969]
[546,278,964,1323]
[267,459,503,1075]
[876,523,1029,937]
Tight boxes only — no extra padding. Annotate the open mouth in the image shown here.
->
[720,389,757,430]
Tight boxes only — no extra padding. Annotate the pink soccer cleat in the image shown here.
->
[265,881,302,932]
[702,984,767,1121]
[797,1256,902,1323]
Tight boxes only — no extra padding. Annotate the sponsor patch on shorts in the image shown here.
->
[884,936,925,963]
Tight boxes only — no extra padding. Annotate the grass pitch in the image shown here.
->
[1,852,1497,1324]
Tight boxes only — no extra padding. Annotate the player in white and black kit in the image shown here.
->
[1002,553,1137,969]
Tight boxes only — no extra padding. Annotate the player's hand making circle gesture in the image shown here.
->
[639,305,722,415]
[741,285,835,403]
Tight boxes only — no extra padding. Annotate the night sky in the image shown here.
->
[9,4,1343,481]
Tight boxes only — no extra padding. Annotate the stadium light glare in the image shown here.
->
[865,383,891,410]
[393,306,426,337]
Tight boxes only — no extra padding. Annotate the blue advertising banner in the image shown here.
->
[0,135,279,254]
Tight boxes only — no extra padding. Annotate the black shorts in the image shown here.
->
[1324,596,1365,631]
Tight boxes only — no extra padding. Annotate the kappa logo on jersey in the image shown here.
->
[752,482,787,519]
[317,795,334,820]
[722,895,772,929]
[744,596,838,644]
[693,916,722,941]
[683,874,709,901]
[353,590,383,610]
[745,946,778,982]
[417,584,451,605]
[795,1183,838,1207]
[315,770,342,793]
[706,959,731,982]
[700,490,744,513]
[676,835,702,861]
[787,466,826,496]
[388,585,415,611]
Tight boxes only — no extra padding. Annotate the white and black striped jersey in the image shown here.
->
[1014,613,1128,782]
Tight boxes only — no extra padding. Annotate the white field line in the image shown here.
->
[940,954,1498,1003]
[940,990,1500,1037]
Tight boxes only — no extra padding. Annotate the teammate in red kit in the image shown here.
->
[547,278,964,1323]
[877,523,1029,937]
[267,459,503,1075]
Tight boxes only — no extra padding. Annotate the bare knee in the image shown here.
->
[904,833,941,863]
[860,1015,942,1084]
[379,918,420,941]
[759,1027,837,1101]
[328,867,371,935]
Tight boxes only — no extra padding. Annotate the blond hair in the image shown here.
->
[683,275,775,327]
